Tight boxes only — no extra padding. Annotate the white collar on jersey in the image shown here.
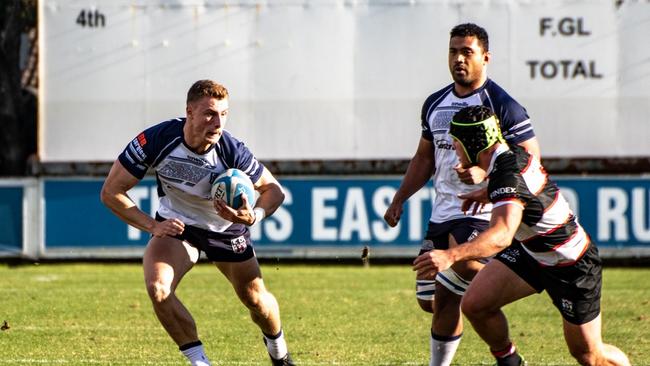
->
[486,143,510,175]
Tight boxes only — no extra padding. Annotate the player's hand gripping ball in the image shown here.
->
[211,169,256,209]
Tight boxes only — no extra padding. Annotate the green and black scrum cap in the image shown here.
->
[449,105,505,165]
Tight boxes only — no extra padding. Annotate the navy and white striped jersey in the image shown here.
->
[487,144,589,267]
[118,117,264,233]
[421,79,535,223]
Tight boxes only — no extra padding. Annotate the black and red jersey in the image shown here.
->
[487,144,590,266]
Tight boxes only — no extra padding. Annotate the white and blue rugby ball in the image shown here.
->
[211,169,256,209]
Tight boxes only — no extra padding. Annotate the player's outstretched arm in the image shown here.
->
[100,160,184,237]
[384,137,435,227]
[412,203,522,278]
[451,203,523,261]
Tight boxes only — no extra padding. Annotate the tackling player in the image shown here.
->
[101,80,295,366]
[414,105,630,366]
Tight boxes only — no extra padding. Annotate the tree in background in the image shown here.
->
[0,0,37,176]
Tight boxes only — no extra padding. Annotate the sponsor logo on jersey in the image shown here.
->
[489,187,517,200]
[451,102,469,107]
[435,139,455,150]
[185,155,209,167]
[137,133,147,146]
[230,236,247,253]
[130,138,147,161]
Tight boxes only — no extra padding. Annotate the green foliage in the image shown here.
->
[0,264,647,365]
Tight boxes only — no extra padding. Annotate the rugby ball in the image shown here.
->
[211,169,256,209]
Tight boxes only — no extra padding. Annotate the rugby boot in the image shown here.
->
[263,336,295,366]
[269,352,295,366]
[494,353,527,366]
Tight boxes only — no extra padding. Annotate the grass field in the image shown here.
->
[0,263,648,365]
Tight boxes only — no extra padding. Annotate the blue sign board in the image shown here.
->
[43,177,650,250]
[554,178,650,247]
[45,180,135,247]
[0,186,24,253]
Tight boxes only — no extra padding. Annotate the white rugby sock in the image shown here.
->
[430,332,462,366]
[263,329,288,360]
[180,341,211,366]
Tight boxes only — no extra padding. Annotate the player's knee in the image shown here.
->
[460,292,489,319]
[241,288,273,315]
[416,298,434,313]
[241,291,262,311]
[146,280,172,304]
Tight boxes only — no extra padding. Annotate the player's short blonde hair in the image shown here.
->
[186,80,229,104]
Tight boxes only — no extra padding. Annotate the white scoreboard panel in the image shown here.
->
[39,0,650,162]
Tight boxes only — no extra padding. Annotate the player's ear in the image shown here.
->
[186,102,195,118]
[483,50,491,64]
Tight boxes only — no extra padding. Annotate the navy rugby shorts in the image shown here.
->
[155,213,255,262]
[419,218,490,255]
[495,241,602,325]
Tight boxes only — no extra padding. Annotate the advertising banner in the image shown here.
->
[43,176,650,257]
